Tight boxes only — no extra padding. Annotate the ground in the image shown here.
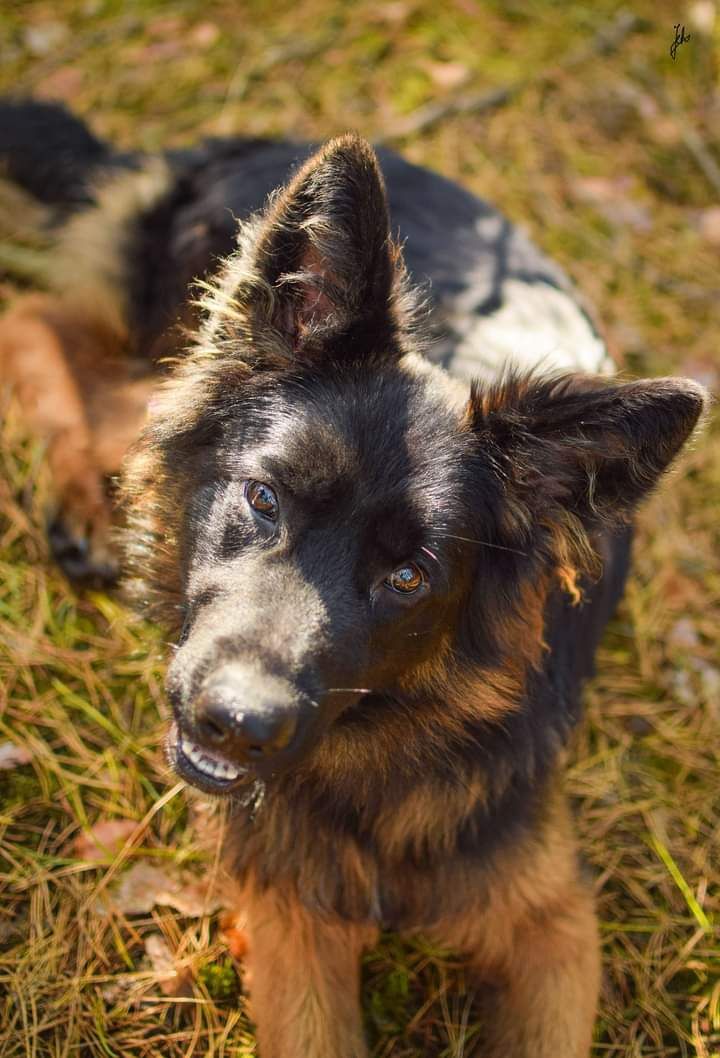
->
[0,1,718,1056]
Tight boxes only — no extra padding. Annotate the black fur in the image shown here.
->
[0,99,119,208]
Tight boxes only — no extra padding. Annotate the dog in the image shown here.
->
[0,100,707,1057]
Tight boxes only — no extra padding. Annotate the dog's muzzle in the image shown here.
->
[168,663,315,793]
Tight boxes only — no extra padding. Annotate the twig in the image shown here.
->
[376,86,516,144]
[378,10,643,143]
[676,122,720,198]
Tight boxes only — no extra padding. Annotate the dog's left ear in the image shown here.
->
[216,134,415,364]
[469,373,709,525]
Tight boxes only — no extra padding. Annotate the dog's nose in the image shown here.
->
[194,675,298,761]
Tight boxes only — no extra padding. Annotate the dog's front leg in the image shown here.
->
[240,884,377,1058]
[435,877,599,1057]
[477,881,600,1057]
[433,794,600,1057]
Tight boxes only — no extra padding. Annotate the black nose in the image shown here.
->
[194,676,298,761]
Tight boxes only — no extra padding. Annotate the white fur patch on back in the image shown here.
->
[446,278,615,383]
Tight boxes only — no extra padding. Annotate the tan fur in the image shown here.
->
[430,790,600,1057]
[0,296,110,551]
[217,788,598,1058]
[0,293,154,568]
[235,878,377,1058]
[51,158,173,345]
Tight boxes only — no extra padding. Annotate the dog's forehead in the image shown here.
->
[231,369,469,508]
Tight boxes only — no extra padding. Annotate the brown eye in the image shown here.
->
[246,480,279,521]
[386,563,425,595]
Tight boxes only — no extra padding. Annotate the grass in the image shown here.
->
[1,0,719,1054]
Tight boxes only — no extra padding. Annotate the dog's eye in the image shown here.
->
[246,480,279,521]
[385,563,425,595]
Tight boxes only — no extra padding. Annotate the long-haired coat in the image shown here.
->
[0,101,707,1056]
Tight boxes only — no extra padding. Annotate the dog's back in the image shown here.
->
[1,100,611,382]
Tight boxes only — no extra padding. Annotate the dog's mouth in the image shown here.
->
[166,723,250,795]
[164,686,375,794]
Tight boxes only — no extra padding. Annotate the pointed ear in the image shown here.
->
[469,372,709,525]
[214,134,416,365]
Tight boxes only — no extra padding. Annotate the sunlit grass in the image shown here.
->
[1,1,719,1054]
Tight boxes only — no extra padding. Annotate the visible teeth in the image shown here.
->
[180,737,241,782]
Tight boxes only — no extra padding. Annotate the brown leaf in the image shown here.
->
[23,21,68,57]
[0,741,32,771]
[696,206,720,247]
[72,819,138,862]
[130,40,185,62]
[219,910,248,960]
[144,934,193,997]
[189,21,220,47]
[421,60,470,90]
[668,618,700,650]
[165,878,226,918]
[146,14,185,37]
[102,862,227,917]
[35,67,84,102]
[571,177,652,232]
[373,2,412,25]
[689,1,716,34]
[102,863,172,915]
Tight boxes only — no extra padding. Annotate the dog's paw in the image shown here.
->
[48,515,119,588]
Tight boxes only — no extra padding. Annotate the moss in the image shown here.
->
[0,768,42,811]
[197,958,240,1002]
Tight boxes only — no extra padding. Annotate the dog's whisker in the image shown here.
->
[434,533,527,557]
[326,687,374,695]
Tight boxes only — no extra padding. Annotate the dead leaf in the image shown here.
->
[373,2,413,25]
[72,819,138,862]
[131,40,185,62]
[101,861,227,917]
[0,741,32,771]
[571,177,652,232]
[189,21,220,47]
[146,14,185,37]
[689,0,716,33]
[219,910,248,960]
[165,878,226,917]
[668,618,700,650]
[35,66,84,101]
[452,0,480,14]
[145,934,193,997]
[101,863,171,915]
[23,21,68,57]
[421,60,470,90]
[696,206,720,247]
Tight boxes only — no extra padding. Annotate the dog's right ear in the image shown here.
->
[201,135,419,368]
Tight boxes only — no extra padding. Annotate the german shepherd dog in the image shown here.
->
[0,101,707,1056]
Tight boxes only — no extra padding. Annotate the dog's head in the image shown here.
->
[123,135,707,796]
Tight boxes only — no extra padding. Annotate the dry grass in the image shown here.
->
[1,1,719,1055]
